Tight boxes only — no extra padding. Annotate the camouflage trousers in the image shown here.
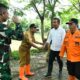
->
[0,50,12,80]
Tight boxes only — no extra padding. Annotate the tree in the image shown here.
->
[25,0,46,41]
[46,0,59,27]
[58,4,80,30]
[26,0,60,40]
[59,0,80,22]
[69,0,80,12]
[14,9,24,16]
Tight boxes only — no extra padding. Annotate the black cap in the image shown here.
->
[66,18,78,25]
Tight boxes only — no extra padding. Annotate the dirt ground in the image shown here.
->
[11,53,68,80]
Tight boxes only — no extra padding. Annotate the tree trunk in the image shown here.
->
[40,18,44,42]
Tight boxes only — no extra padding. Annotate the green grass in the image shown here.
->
[11,51,19,60]
[11,48,43,60]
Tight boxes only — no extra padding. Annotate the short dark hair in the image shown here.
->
[29,24,36,28]
[53,18,60,23]
[0,3,8,15]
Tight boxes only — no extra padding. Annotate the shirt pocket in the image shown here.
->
[74,39,80,47]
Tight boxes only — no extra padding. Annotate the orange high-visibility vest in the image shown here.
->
[59,30,80,62]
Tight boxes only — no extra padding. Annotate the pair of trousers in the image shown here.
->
[19,46,30,66]
[67,61,80,80]
[0,50,12,80]
[47,50,63,75]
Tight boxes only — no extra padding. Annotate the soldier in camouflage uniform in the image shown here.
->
[0,3,23,80]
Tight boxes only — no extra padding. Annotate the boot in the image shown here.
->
[25,64,34,76]
[19,66,28,80]
[68,75,76,80]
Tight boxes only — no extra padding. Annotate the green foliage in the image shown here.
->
[2,0,79,36]
[31,19,40,28]
[44,19,50,32]
[17,0,24,2]
[0,0,9,6]
[26,18,51,33]
[58,5,80,30]
[45,0,59,18]
[30,0,42,5]
[46,3,53,11]
[14,9,24,16]
[12,49,43,60]
[20,18,29,31]
[25,0,43,10]
[59,7,80,25]
[69,0,80,12]
[12,51,19,60]
[70,0,79,4]
[30,48,43,55]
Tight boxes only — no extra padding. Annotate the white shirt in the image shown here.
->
[46,26,65,51]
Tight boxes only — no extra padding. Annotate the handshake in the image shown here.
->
[37,43,49,51]
[36,38,49,51]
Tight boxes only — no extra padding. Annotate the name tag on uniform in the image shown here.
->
[75,42,80,46]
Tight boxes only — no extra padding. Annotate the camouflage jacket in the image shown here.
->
[0,23,23,52]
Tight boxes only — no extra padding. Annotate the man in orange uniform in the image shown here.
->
[19,24,43,80]
[59,18,80,80]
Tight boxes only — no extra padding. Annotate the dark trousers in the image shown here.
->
[0,50,12,80]
[47,50,63,75]
[67,61,80,80]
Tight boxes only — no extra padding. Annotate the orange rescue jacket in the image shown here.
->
[59,30,80,62]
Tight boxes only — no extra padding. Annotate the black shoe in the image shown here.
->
[45,74,51,78]
[58,71,62,79]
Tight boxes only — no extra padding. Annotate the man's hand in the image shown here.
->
[34,41,44,45]
[37,46,44,50]
[43,43,49,51]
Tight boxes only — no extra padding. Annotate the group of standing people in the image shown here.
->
[44,18,80,80]
[0,3,80,80]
